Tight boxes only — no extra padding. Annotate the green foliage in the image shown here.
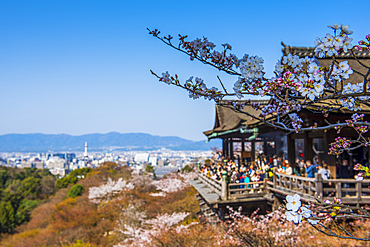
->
[56,168,92,189]
[7,201,15,232]
[19,177,41,198]
[0,201,9,233]
[145,165,156,178]
[0,169,9,189]
[0,166,57,233]
[181,165,193,173]
[145,165,154,173]
[0,201,15,233]
[63,240,97,247]
[68,184,85,198]
[15,200,39,225]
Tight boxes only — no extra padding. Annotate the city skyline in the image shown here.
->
[1,1,369,141]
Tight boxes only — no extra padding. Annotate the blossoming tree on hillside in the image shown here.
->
[149,24,370,240]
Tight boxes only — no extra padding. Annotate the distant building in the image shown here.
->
[148,156,157,166]
[52,153,76,162]
[84,142,88,158]
[157,159,164,167]
[34,161,44,169]
[50,168,67,177]
[78,160,86,168]
[134,153,149,163]
[169,159,177,167]
[20,162,32,168]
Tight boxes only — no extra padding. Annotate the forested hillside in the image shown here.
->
[1,164,370,246]
[0,163,200,246]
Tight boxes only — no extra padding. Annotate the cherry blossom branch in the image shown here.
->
[148,28,241,76]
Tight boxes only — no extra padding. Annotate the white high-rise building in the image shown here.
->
[148,156,157,166]
[84,142,88,158]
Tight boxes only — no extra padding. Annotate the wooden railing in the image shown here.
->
[228,180,267,199]
[272,169,317,200]
[197,172,222,196]
[196,166,370,205]
[322,178,370,204]
[270,167,370,204]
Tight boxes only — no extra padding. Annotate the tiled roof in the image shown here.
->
[281,42,370,58]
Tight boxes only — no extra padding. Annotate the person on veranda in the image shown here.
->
[305,160,315,178]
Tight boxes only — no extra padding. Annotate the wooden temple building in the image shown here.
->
[204,45,370,178]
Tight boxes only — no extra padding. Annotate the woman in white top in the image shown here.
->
[285,163,293,176]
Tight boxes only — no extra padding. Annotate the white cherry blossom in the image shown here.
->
[285,211,302,224]
[286,194,301,212]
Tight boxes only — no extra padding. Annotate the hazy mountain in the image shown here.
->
[0,132,221,152]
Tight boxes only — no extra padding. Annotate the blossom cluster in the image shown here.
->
[258,97,301,118]
[88,177,134,202]
[180,36,239,70]
[288,113,304,132]
[239,55,265,81]
[116,212,191,247]
[355,34,370,52]
[150,171,196,195]
[354,163,370,181]
[285,194,319,225]
[157,71,223,101]
[328,137,353,157]
[184,76,222,101]
[345,113,365,128]
[299,62,329,101]
[277,55,310,78]
[314,23,353,57]
[151,176,188,193]
[225,206,307,245]
[177,171,198,180]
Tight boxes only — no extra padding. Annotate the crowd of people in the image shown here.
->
[200,154,285,186]
[199,152,369,187]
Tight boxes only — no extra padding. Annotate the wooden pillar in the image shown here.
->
[251,141,255,164]
[315,172,323,199]
[323,129,337,178]
[222,139,227,158]
[275,133,282,156]
[229,139,234,160]
[263,141,268,156]
[241,139,245,165]
[287,134,295,168]
[304,132,313,163]
[225,139,229,158]
[221,171,228,200]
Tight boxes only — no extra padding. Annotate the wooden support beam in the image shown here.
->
[251,141,255,164]
[315,173,323,199]
[291,133,305,139]
[304,132,314,163]
[323,129,337,178]
[230,139,234,160]
[308,131,324,138]
[222,139,227,158]
[275,135,282,156]
[287,134,295,167]
[241,139,245,165]
[226,139,229,158]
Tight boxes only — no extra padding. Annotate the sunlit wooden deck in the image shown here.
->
[191,167,370,220]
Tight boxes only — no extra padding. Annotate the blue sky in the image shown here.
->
[0,0,369,141]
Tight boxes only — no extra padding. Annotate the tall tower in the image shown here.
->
[84,142,88,158]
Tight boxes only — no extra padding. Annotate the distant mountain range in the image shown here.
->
[0,132,221,152]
